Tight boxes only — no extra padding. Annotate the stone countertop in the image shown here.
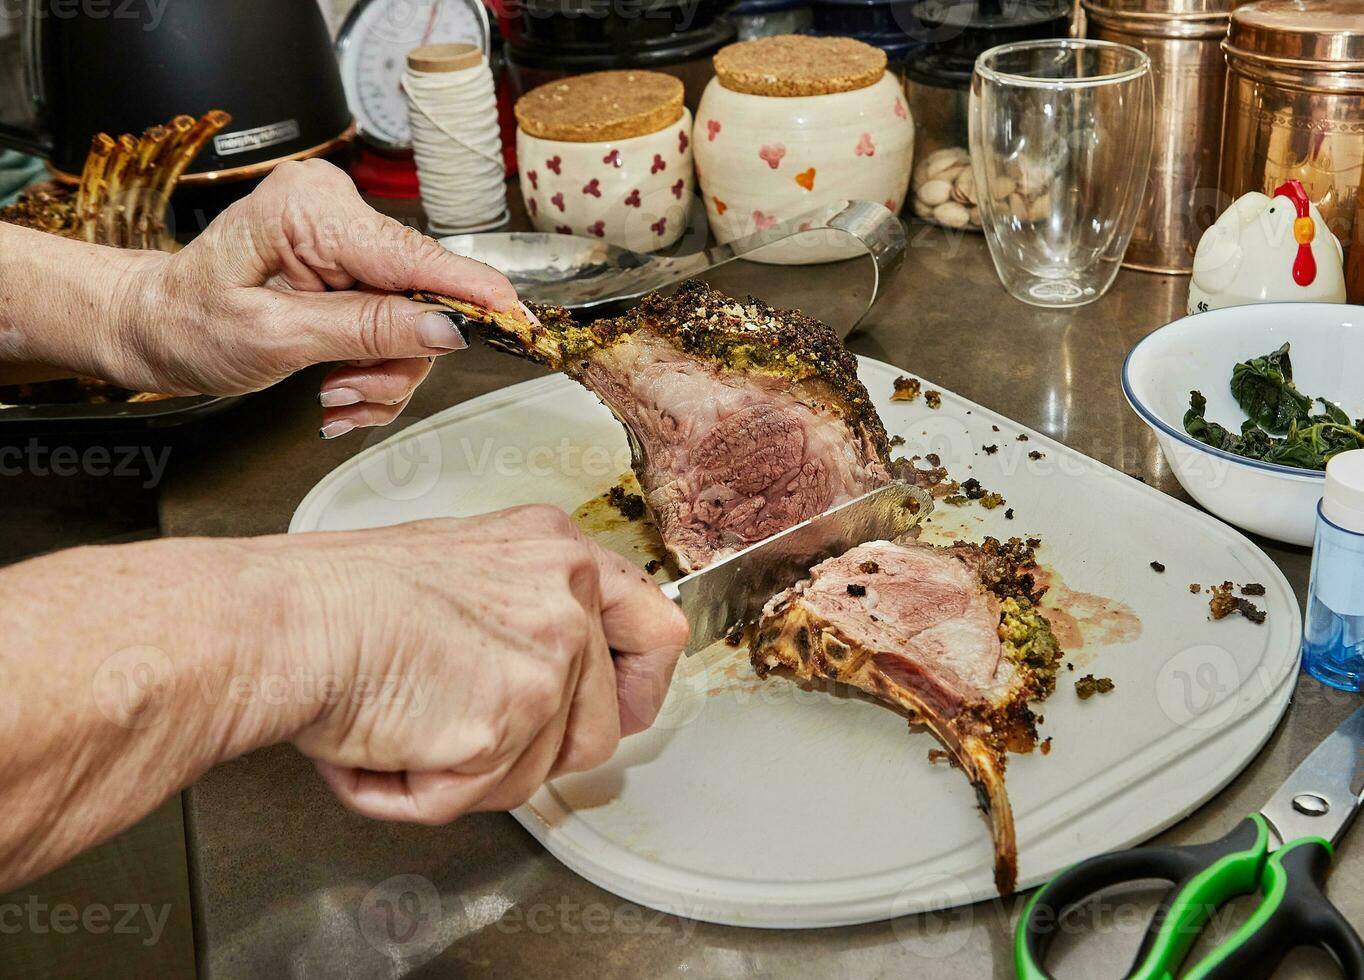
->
[163,225,1357,979]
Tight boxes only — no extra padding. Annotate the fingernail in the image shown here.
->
[517,301,543,327]
[319,419,356,440]
[416,310,469,351]
[318,386,363,408]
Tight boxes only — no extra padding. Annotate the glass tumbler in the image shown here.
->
[968,39,1154,308]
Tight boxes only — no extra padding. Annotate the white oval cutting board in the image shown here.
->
[291,356,1301,928]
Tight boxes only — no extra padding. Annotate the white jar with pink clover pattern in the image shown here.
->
[693,35,914,264]
[515,70,694,252]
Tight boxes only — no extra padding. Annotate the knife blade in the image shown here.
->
[660,481,935,656]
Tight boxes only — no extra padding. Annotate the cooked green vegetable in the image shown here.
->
[1184,343,1364,471]
[1230,342,1312,434]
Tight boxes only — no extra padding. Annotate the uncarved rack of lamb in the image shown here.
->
[0,111,230,250]
[416,282,1063,894]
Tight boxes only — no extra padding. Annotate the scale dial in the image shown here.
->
[336,0,491,152]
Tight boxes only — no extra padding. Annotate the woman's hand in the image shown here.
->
[273,505,689,820]
[0,505,688,889]
[120,159,518,435]
[3,159,511,431]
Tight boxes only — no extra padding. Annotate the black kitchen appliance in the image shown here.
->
[0,0,355,235]
[501,0,737,115]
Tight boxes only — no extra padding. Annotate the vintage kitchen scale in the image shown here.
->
[336,0,494,197]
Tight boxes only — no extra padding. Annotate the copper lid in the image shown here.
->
[1082,0,1235,18]
[1228,0,1364,67]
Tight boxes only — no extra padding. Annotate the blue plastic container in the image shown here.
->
[1302,451,1364,692]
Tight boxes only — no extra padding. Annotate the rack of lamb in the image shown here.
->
[419,277,1064,896]
[1,111,229,250]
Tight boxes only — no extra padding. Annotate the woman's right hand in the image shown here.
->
[265,504,689,822]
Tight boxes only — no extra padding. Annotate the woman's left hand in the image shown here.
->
[116,158,519,436]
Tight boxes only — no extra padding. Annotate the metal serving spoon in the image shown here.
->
[436,199,905,324]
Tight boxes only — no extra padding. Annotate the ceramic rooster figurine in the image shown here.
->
[1187,179,1346,314]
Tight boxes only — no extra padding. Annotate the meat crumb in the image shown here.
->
[944,494,968,506]
[1028,450,1045,461]
[644,559,663,574]
[1075,674,1115,699]
[956,478,1005,510]
[1150,561,1165,573]
[846,583,867,597]
[924,390,942,409]
[724,622,746,647]
[1189,583,1201,594]
[1065,662,1074,671]
[891,376,921,402]
[991,425,1000,432]
[859,560,880,574]
[1040,737,1052,756]
[1016,433,1029,442]
[1208,582,1266,624]
[1208,581,1237,618]
[925,453,941,467]
[983,444,999,455]
[606,485,646,520]
[1241,583,1266,596]
[1004,508,1015,520]
[927,749,951,765]
[889,434,905,447]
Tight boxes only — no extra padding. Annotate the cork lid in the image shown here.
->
[1228,0,1364,67]
[514,71,685,142]
[407,42,484,73]
[714,35,887,97]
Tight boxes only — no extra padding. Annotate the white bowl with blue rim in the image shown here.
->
[1122,303,1364,547]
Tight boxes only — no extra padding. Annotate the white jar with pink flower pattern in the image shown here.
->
[693,35,914,264]
[515,71,695,252]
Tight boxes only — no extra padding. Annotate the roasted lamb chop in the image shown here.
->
[0,111,230,249]
[416,280,894,571]
[751,536,1061,894]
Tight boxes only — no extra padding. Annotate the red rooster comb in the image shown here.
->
[1273,179,1317,287]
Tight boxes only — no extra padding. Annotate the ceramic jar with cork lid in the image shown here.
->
[515,70,695,251]
[692,34,915,263]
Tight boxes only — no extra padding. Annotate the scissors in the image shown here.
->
[1015,705,1364,979]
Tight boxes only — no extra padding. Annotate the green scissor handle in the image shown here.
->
[1184,836,1364,980]
[1015,815,1270,980]
[1015,815,1364,979]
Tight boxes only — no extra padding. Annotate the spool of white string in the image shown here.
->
[403,44,507,236]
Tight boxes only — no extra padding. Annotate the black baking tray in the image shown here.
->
[0,393,243,431]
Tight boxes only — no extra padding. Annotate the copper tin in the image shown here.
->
[1220,0,1364,258]
[1084,0,1240,274]
[1348,164,1364,302]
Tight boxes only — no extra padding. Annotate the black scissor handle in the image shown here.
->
[1015,817,1270,980]
[1187,838,1364,980]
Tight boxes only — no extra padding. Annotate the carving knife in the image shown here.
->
[661,481,935,656]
